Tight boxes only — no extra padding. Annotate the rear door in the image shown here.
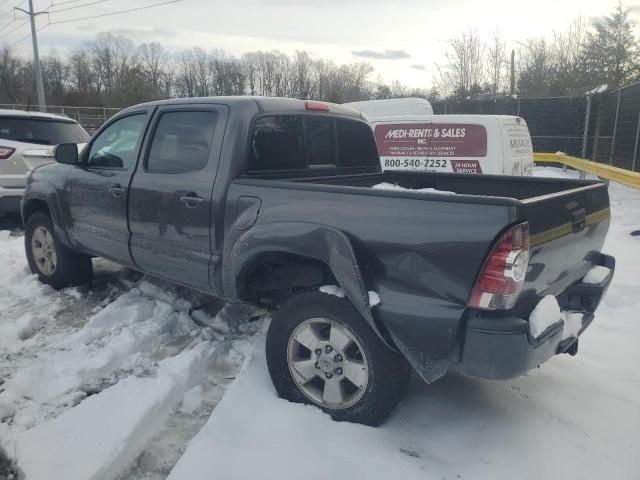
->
[128,104,228,291]
[500,117,534,176]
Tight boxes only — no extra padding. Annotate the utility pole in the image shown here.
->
[15,1,47,112]
[510,49,515,96]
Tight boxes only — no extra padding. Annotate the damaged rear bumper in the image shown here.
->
[456,253,615,380]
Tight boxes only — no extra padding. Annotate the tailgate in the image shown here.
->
[517,182,611,313]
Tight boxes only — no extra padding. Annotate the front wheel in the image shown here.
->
[24,212,93,289]
[266,291,411,426]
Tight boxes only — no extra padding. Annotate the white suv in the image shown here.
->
[0,109,90,215]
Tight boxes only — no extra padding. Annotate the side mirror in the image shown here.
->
[54,143,78,165]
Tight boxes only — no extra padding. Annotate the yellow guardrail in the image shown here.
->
[533,152,640,189]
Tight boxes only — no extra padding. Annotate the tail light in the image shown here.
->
[0,146,15,159]
[469,222,530,310]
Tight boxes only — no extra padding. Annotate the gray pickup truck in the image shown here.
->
[21,97,614,425]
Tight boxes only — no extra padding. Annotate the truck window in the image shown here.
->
[87,114,147,170]
[250,116,304,171]
[305,117,335,167]
[336,118,379,167]
[147,111,218,173]
[250,115,377,172]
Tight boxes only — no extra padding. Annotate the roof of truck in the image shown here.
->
[127,96,365,120]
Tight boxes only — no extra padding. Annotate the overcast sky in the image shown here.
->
[3,0,639,88]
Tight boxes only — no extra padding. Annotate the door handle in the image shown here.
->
[180,194,204,208]
[108,184,125,198]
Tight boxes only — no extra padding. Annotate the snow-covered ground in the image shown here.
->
[1,166,639,480]
[0,231,261,480]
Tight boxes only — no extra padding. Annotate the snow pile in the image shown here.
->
[587,84,608,95]
[319,284,346,297]
[528,295,585,341]
[0,284,200,432]
[582,265,611,285]
[368,291,381,307]
[528,295,563,338]
[319,285,381,307]
[15,342,216,480]
[561,312,584,341]
[372,182,456,195]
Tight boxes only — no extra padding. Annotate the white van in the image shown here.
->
[345,98,434,119]
[369,114,534,176]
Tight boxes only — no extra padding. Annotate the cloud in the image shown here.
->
[352,49,411,60]
[104,27,178,41]
[411,64,427,71]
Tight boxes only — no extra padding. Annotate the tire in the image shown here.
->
[24,212,93,289]
[266,291,411,426]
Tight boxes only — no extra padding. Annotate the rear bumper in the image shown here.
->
[0,187,24,213]
[457,253,615,380]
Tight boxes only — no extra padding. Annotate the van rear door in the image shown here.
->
[500,117,534,176]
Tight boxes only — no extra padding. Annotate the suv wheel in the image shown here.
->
[24,212,93,289]
[266,291,411,426]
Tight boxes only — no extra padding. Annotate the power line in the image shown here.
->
[10,19,47,46]
[0,1,28,31]
[0,17,17,33]
[47,0,113,14]
[49,0,182,25]
[50,0,99,6]
[0,19,28,40]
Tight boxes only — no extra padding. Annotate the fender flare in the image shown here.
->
[22,182,72,247]
[223,221,385,341]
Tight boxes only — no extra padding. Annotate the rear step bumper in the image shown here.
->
[456,253,614,380]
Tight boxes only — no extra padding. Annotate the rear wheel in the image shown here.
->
[266,291,411,426]
[25,212,93,289]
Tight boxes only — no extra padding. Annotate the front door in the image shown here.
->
[128,105,227,291]
[64,110,151,266]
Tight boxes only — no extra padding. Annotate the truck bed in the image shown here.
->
[239,169,610,315]
[253,169,602,202]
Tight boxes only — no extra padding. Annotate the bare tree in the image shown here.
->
[139,42,169,98]
[487,29,507,97]
[435,28,486,98]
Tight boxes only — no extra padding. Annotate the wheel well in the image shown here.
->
[23,199,50,222]
[239,252,337,306]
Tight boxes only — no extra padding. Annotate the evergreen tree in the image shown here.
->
[581,2,638,88]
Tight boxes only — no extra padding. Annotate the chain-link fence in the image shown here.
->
[0,104,121,134]
[5,88,640,172]
[434,83,640,172]
[433,96,588,159]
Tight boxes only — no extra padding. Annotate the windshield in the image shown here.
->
[0,116,89,145]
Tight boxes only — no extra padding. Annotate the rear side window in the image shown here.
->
[0,117,89,145]
[249,115,378,172]
[147,111,218,173]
